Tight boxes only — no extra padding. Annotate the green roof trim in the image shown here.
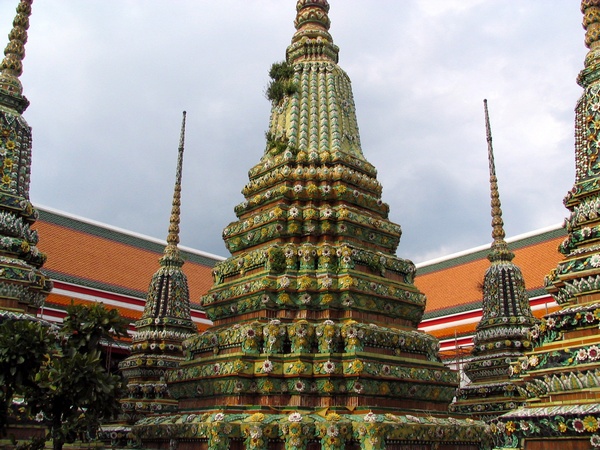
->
[37,207,222,268]
[422,287,549,320]
[416,226,565,276]
[423,299,482,320]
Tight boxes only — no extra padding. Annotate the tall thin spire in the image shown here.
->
[0,0,32,113]
[140,110,192,323]
[0,0,51,315]
[162,111,186,262]
[119,112,195,420]
[451,100,536,419]
[484,99,513,262]
[479,99,533,325]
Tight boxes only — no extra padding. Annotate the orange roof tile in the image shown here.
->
[33,209,219,304]
[415,228,565,315]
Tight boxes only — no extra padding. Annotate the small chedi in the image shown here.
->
[450,100,537,419]
[134,1,488,449]
[491,1,600,449]
[0,0,51,316]
[119,112,197,421]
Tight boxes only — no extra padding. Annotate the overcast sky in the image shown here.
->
[0,1,585,263]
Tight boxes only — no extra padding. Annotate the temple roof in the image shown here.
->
[32,205,218,332]
[416,224,564,318]
[34,206,220,302]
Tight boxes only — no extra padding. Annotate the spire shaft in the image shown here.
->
[120,112,195,418]
[165,111,186,256]
[138,111,193,322]
[484,100,512,261]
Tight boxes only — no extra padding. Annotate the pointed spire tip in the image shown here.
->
[484,100,513,261]
[163,112,187,261]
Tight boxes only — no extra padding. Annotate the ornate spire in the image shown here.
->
[287,0,339,63]
[0,0,32,113]
[133,3,486,449]
[0,0,51,315]
[134,2,490,447]
[119,112,195,420]
[161,110,185,265]
[484,99,514,263]
[477,100,535,335]
[139,111,192,324]
[451,101,536,418]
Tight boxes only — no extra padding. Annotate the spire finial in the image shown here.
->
[163,111,186,262]
[484,99,514,262]
[579,1,600,86]
[0,0,32,112]
[294,0,331,32]
[287,0,339,63]
[582,1,600,51]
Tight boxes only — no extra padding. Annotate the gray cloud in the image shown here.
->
[0,0,583,263]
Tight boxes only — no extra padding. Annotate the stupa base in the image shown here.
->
[133,410,490,449]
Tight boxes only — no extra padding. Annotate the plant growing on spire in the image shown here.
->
[265,61,298,104]
[265,131,289,155]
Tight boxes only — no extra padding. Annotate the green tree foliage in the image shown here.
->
[0,303,128,450]
[265,61,298,104]
[0,318,54,434]
[60,301,127,352]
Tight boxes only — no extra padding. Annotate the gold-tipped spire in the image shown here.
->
[161,111,186,264]
[484,99,514,262]
[452,101,536,417]
[0,0,32,112]
[137,111,194,324]
[119,112,195,418]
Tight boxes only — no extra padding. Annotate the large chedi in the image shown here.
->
[492,1,600,449]
[135,2,488,448]
[0,0,51,315]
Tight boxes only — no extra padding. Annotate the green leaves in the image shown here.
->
[61,302,128,352]
[0,304,126,449]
